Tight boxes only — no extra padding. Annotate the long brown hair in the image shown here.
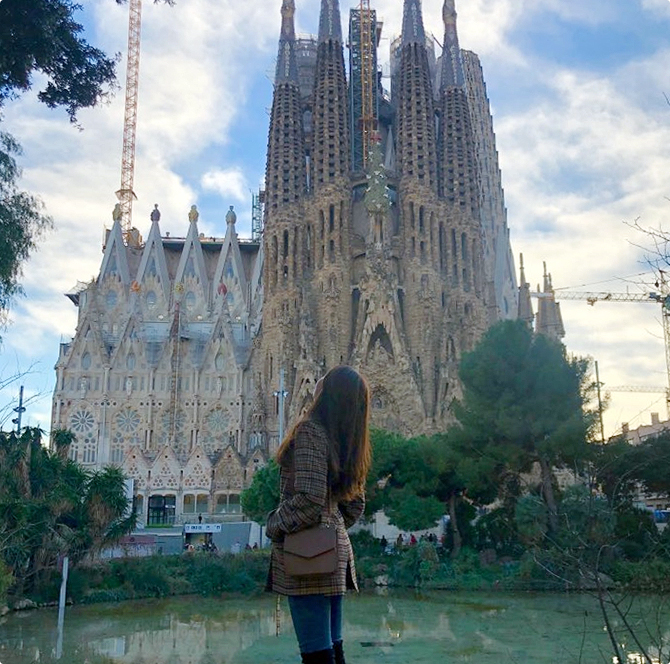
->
[276,366,371,500]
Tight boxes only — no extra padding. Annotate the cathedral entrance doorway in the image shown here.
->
[148,494,176,525]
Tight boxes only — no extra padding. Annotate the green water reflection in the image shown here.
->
[0,591,668,663]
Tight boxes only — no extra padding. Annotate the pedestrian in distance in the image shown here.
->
[266,365,371,664]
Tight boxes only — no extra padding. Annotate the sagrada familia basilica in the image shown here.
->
[51,1,562,526]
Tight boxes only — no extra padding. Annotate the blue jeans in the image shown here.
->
[288,594,343,654]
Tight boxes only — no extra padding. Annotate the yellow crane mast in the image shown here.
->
[116,0,143,246]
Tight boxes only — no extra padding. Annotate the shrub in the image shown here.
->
[181,551,268,595]
[472,508,524,557]
[613,505,656,561]
[515,495,547,546]
[349,530,382,558]
[0,560,13,604]
[609,558,670,592]
[109,557,172,597]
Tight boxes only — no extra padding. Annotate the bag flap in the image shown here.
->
[284,526,336,559]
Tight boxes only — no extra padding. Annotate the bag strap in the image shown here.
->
[322,474,333,527]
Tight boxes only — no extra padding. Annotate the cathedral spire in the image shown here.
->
[440,0,465,89]
[275,0,299,85]
[536,261,565,340]
[319,0,342,44]
[437,0,479,216]
[265,0,306,210]
[311,0,349,188]
[396,0,437,187]
[517,253,534,326]
[402,0,426,46]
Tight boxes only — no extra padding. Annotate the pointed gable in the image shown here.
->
[136,219,171,299]
[150,445,182,491]
[64,313,105,375]
[213,445,244,491]
[212,211,248,315]
[175,221,209,292]
[123,446,150,490]
[183,446,213,491]
[99,220,131,285]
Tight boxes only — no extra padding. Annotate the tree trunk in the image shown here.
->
[448,494,462,559]
[539,456,559,534]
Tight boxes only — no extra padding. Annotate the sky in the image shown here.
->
[2,0,670,438]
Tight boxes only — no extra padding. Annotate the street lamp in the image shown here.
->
[12,386,26,433]
[273,368,289,445]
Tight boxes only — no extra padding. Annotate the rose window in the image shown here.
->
[70,409,95,433]
[115,407,141,434]
[207,408,228,434]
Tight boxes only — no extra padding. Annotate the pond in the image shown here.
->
[0,591,668,664]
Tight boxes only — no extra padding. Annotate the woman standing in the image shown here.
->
[266,366,371,664]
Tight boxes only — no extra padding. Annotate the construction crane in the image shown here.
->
[116,0,143,246]
[608,385,667,394]
[534,274,670,413]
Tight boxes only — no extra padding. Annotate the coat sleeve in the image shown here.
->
[338,492,365,529]
[266,422,328,540]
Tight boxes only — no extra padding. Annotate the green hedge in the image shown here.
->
[28,551,271,605]
[25,541,670,606]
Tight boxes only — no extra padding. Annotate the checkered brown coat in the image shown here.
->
[265,418,365,596]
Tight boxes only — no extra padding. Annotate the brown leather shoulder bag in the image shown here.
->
[283,523,337,577]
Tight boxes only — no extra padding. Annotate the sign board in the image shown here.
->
[184,523,222,534]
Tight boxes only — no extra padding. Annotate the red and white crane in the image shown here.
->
[116,0,143,245]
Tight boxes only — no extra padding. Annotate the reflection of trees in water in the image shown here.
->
[0,599,277,664]
[3,593,669,663]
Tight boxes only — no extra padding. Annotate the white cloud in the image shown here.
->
[639,0,670,16]
[201,167,249,203]
[2,0,670,437]
[491,41,670,435]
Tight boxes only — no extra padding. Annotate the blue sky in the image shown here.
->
[2,0,670,437]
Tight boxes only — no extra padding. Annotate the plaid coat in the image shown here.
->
[265,418,365,596]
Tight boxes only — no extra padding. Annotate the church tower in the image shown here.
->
[260,0,307,447]
[435,0,488,405]
[308,0,352,373]
[393,0,443,420]
[256,0,509,445]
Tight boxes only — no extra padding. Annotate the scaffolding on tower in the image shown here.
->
[349,1,379,171]
[116,0,143,246]
[251,188,265,241]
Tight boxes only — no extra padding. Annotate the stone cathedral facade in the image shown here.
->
[51,0,517,526]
